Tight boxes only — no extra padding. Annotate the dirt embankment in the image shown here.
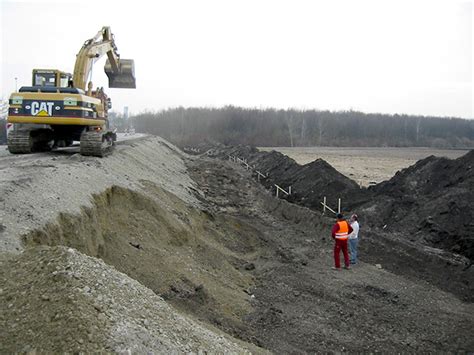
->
[0,137,199,253]
[20,184,258,345]
[0,138,264,353]
[206,144,370,211]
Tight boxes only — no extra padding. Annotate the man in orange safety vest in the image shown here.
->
[331,213,353,270]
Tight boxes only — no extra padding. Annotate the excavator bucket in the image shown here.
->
[104,59,136,89]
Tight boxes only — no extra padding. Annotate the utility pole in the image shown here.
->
[14,77,18,92]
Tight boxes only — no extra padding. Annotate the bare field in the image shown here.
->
[258,147,470,187]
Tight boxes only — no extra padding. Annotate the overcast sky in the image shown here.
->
[1,0,472,118]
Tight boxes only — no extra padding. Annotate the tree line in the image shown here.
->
[1,106,473,148]
[131,107,474,148]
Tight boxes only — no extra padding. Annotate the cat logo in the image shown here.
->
[31,101,54,116]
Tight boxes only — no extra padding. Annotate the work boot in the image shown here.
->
[331,267,341,271]
[344,266,351,270]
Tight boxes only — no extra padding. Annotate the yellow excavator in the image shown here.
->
[7,26,135,157]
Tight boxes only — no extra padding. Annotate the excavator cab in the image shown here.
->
[32,69,72,88]
[104,59,136,89]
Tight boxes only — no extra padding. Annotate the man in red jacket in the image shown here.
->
[331,213,353,270]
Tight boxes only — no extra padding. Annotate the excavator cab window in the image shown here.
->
[34,72,56,87]
[59,73,70,88]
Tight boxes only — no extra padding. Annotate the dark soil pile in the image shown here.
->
[206,145,371,213]
[368,150,474,262]
[207,145,474,263]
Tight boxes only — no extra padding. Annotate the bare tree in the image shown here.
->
[416,117,422,143]
[286,112,294,147]
[317,116,325,146]
[300,116,306,145]
[132,107,474,149]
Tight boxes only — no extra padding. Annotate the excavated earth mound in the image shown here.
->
[368,150,474,262]
[206,145,369,211]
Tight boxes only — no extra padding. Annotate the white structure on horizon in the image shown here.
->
[0,98,8,120]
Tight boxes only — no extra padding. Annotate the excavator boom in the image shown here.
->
[73,26,136,90]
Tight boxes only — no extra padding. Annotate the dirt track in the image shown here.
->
[1,138,473,352]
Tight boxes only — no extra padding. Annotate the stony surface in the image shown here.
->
[0,138,262,353]
[0,246,256,353]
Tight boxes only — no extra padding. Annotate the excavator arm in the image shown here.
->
[73,26,136,91]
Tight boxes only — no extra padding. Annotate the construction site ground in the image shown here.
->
[0,136,472,353]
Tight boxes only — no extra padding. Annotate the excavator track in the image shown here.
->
[7,131,33,154]
[80,131,114,157]
[7,129,53,154]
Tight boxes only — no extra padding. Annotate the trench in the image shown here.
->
[16,175,474,352]
[22,182,265,341]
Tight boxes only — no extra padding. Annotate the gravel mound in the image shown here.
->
[0,245,254,353]
[0,136,200,254]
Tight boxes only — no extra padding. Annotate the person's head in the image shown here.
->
[336,213,344,220]
[350,214,358,222]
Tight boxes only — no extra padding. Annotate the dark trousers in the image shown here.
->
[334,238,349,268]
